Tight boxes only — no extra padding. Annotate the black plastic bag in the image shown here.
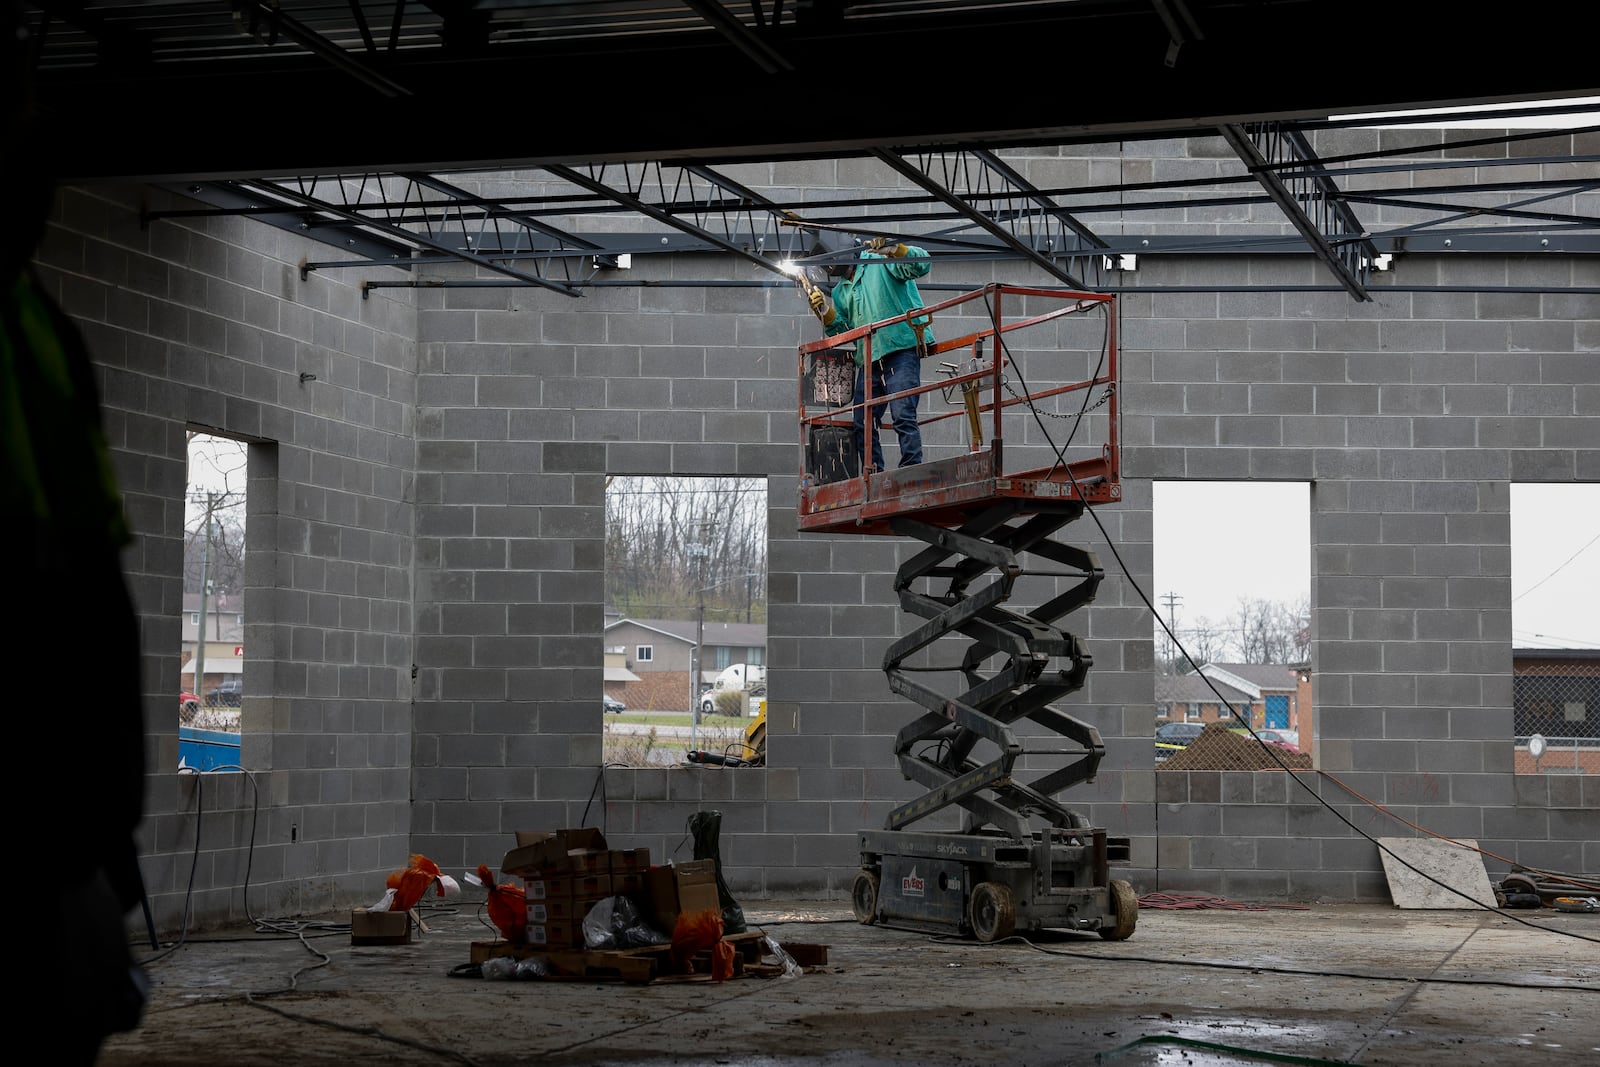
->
[582,894,668,950]
[689,810,747,935]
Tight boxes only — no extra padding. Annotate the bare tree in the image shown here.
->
[1226,595,1306,664]
[1160,597,1304,668]
[1182,618,1230,667]
[184,433,247,599]
[605,476,767,622]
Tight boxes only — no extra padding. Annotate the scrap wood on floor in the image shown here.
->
[458,930,827,984]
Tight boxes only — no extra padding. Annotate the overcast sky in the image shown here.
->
[1153,481,1600,652]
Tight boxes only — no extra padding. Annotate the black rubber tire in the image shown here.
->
[851,869,879,925]
[1099,878,1138,941]
[969,881,1016,942]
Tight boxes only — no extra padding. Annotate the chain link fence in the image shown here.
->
[1155,719,1310,772]
[1514,656,1599,775]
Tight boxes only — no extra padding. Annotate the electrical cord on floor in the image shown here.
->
[980,294,1600,946]
[136,764,365,968]
[132,764,485,1066]
[239,993,484,1067]
[1095,1035,1355,1066]
[928,930,1599,994]
[1135,892,1310,911]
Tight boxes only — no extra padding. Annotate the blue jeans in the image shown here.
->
[854,347,923,471]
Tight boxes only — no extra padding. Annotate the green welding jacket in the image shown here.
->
[825,245,933,365]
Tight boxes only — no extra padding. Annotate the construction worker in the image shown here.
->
[5,6,149,1060]
[806,236,934,471]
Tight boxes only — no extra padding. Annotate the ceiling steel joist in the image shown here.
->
[152,173,617,294]
[232,175,596,296]
[538,161,818,276]
[1220,122,1378,301]
[870,148,1109,291]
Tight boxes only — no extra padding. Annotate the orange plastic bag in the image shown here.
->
[672,907,734,982]
[386,854,443,912]
[475,864,528,943]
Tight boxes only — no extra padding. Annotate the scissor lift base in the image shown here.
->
[853,827,1137,942]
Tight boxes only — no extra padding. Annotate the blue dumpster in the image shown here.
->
[179,726,240,771]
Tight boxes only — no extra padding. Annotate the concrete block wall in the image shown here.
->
[35,184,424,931]
[32,136,1597,935]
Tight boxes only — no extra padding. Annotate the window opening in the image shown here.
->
[603,475,769,768]
[1152,481,1311,770]
[1511,483,1598,775]
[179,432,247,771]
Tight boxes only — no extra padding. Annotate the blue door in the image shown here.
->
[1265,694,1289,730]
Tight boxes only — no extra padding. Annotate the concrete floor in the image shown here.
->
[98,898,1599,1066]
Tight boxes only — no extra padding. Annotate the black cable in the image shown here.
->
[932,930,1599,993]
[580,762,607,829]
[976,292,1599,945]
[136,763,355,965]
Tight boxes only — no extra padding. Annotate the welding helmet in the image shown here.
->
[809,229,859,285]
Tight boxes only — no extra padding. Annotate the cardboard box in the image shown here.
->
[523,874,573,900]
[568,872,612,897]
[566,850,610,877]
[523,872,610,899]
[610,847,651,874]
[675,858,717,887]
[526,896,579,924]
[643,860,722,935]
[524,920,578,949]
[350,907,411,945]
[502,827,608,876]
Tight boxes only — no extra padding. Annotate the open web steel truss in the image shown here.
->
[148,112,1600,302]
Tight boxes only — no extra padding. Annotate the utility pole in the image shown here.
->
[1160,591,1182,671]
[687,519,716,749]
[194,493,216,704]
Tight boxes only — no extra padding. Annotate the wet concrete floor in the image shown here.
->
[99,899,1599,1066]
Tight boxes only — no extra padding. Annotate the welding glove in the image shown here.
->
[808,287,835,325]
[866,237,904,257]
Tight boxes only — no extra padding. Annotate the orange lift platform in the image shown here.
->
[796,283,1137,943]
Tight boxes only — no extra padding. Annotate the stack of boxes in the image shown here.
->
[643,857,719,934]
[500,827,675,949]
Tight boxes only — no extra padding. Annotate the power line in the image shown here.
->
[1513,530,1599,603]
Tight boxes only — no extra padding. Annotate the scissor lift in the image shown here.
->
[798,283,1136,942]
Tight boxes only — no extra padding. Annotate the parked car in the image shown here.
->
[1155,721,1205,762]
[206,678,243,706]
[1230,726,1299,753]
[603,695,625,714]
[180,691,200,715]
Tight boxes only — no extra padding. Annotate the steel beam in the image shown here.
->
[871,148,1105,290]
[539,162,816,275]
[1221,122,1377,301]
[230,175,591,295]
